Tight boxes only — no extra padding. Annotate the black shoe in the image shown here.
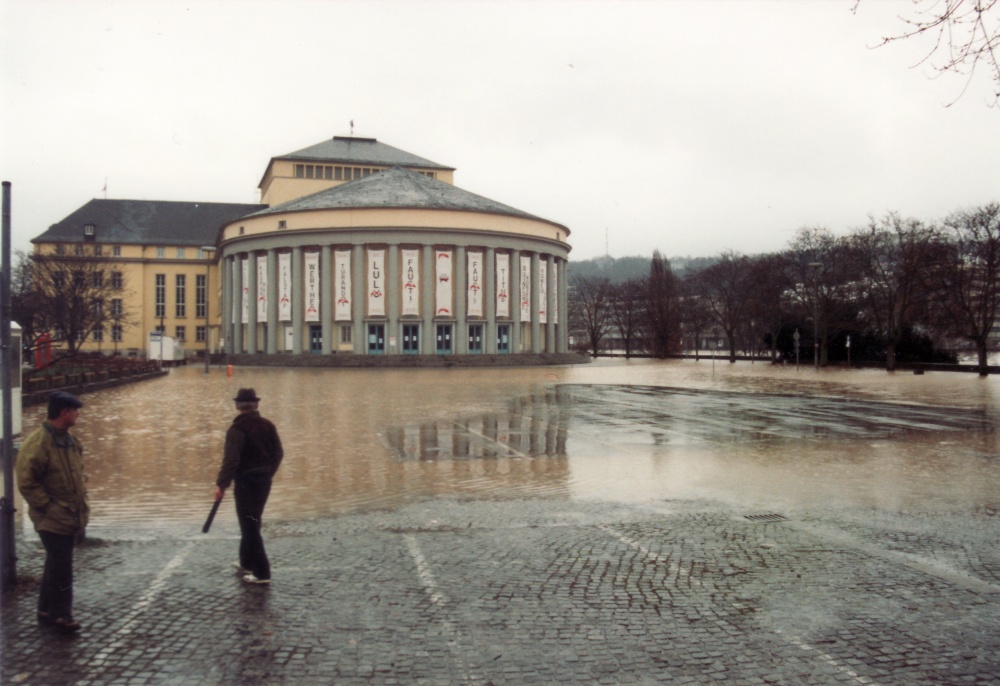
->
[52,617,81,633]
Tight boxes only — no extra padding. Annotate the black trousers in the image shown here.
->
[37,531,76,619]
[234,476,272,580]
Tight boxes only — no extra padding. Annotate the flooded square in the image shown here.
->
[13,359,1000,536]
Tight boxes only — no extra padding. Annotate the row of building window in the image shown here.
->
[155,274,207,318]
[293,164,435,181]
[54,244,213,259]
[79,324,207,344]
[52,271,124,289]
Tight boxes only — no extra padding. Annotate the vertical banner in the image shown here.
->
[538,260,547,324]
[496,252,510,318]
[368,249,385,317]
[467,251,483,318]
[304,251,320,322]
[436,249,453,316]
[401,248,420,317]
[256,254,267,320]
[335,250,352,321]
[278,252,292,321]
[553,261,559,325]
[519,254,531,323]
[241,257,249,324]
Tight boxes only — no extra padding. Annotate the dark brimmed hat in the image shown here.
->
[48,391,83,415]
[233,388,260,403]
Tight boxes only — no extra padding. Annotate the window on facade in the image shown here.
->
[335,166,343,180]
[93,326,103,342]
[156,247,165,258]
[112,271,123,289]
[73,271,84,288]
[113,245,121,257]
[92,271,104,288]
[295,164,304,178]
[175,326,186,342]
[196,325,206,343]
[305,165,314,179]
[177,248,185,259]
[175,274,186,317]
[111,298,123,317]
[93,300,103,318]
[53,271,65,289]
[196,274,207,318]
[55,245,65,256]
[341,325,352,343]
[324,166,333,180]
[155,274,166,318]
[112,325,123,342]
[74,244,85,256]
[94,245,103,256]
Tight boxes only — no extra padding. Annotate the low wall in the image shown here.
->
[21,371,170,407]
[214,352,590,369]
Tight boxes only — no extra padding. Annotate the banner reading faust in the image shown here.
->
[402,249,420,316]
[467,251,483,318]
[278,252,292,321]
[257,254,267,320]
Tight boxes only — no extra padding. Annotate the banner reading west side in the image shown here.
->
[304,251,320,322]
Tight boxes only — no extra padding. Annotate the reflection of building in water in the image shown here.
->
[386,389,568,461]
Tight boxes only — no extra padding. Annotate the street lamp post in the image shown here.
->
[201,246,216,374]
[808,262,822,371]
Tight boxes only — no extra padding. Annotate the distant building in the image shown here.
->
[31,136,572,358]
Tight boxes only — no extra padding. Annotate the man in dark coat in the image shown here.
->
[214,388,284,584]
[16,392,88,632]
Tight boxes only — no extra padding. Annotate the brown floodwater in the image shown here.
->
[11,359,1000,536]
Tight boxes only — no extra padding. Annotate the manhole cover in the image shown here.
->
[744,513,787,523]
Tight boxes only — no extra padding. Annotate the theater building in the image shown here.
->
[32,136,572,359]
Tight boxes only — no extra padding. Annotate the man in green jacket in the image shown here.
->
[16,391,89,633]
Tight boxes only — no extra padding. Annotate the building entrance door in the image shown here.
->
[368,324,385,354]
[436,324,453,354]
[309,325,322,354]
[468,324,483,353]
[402,324,420,354]
[496,324,510,354]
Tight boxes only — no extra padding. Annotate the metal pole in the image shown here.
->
[1,181,17,591]
[201,247,215,373]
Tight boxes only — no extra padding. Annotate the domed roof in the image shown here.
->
[249,166,563,228]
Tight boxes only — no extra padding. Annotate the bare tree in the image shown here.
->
[745,253,792,361]
[644,251,682,358]
[785,228,860,367]
[569,274,613,357]
[850,213,941,371]
[930,202,1000,375]
[22,252,135,364]
[688,252,754,363]
[678,279,714,360]
[860,0,1000,106]
[609,278,646,358]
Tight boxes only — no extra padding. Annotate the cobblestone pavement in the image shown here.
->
[3,497,999,685]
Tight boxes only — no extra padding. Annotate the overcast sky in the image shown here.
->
[2,0,997,262]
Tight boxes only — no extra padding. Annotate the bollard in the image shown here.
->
[227,365,233,378]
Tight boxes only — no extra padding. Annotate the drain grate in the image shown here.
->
[744,513,788,523]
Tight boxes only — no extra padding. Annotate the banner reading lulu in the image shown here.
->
[436,249,453,316]
[538,260,547,324]
[368,249,385,317]
[401,249,420,317]
[519,255,531,323]
[256,254,267,320]
[496,252,510,318]
[467,251,483,318]
[278,252,292,321]
[241,257,249,324]
[334,250,352,321]
[304,251,320,322]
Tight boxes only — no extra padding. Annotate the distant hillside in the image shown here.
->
[567,255,718,282]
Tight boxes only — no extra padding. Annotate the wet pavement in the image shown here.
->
[2,360,999,684]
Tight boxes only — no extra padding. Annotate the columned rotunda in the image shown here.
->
[220,136,571,357]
